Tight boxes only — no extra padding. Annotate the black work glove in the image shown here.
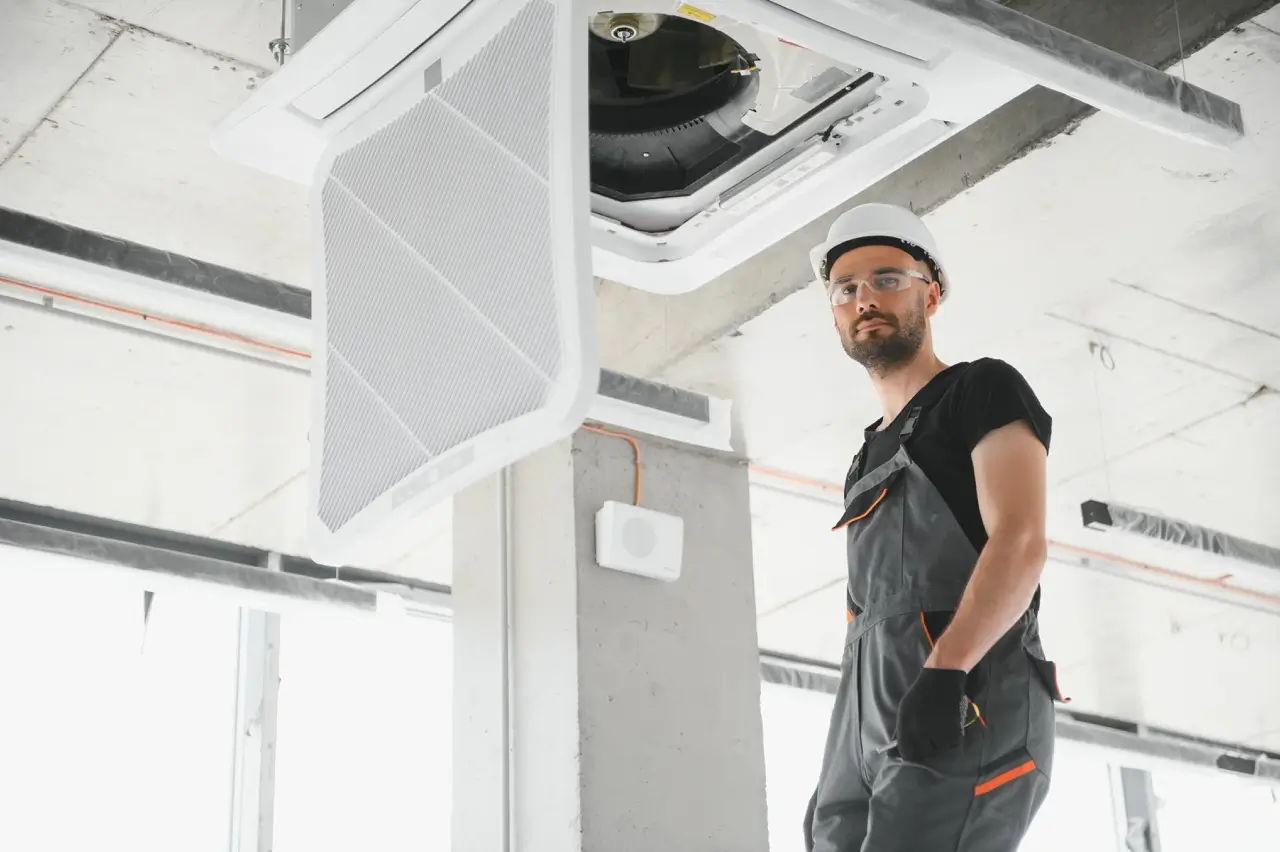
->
[895,668,968,763]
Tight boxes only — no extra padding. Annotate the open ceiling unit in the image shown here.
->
[210,0,1245,564]
[216,0,1245,295]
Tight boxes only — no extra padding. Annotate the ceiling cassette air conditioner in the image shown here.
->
[210,0,1243,564]
[215,0,1244,297]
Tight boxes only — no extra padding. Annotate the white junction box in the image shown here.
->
[595,500,684,582]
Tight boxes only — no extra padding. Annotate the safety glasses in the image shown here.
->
[828,267,932,307]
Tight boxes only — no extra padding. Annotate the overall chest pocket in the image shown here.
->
[832,465,906,531]
[833,466,908,608]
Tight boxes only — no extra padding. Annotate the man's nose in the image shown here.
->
[854,283,879,313]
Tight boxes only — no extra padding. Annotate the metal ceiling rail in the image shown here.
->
[0,497,450,620]
[1084,498,1280,574]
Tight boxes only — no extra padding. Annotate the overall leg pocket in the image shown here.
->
[956,746,1052,851]
[973,748,1040,798]
[1022,635,1070,703]
[861,743,1042,852]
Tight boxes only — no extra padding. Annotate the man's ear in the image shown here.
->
[925,281,942,317]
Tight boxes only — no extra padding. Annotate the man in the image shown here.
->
[802,203,1067,852]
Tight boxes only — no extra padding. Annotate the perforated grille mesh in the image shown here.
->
[316,0,562,533]
[435,6,553,179]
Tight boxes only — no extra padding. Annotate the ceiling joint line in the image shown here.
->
[0,25,123,171]
[1048,388,1272,488]
[1044,311,1260,386]
[1109,279,1280,343]
[52,0,275,74]
[209,469,307,536]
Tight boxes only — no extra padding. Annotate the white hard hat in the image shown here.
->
[809,203,950,302]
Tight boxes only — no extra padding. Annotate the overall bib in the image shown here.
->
[804,396,1066,852]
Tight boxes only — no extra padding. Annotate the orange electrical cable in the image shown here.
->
[1049,540,1280,607]
[751,463,843,493]
[581,424,641,505]
[0,275,311,360]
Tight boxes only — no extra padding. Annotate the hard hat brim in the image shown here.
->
[811,234,949,302]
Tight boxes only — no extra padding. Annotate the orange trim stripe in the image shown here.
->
[919,611,936,648]
[832,487,888,531]
[974,760,1036,796]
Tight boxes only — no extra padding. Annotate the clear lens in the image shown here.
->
[828,268,929,306]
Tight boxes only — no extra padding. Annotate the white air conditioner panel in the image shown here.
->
[307,0,596,565]
[293,0,471,122]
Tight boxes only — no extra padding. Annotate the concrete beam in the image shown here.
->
[596,0,1280,380]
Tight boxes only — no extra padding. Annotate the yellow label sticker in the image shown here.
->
[676,3,716,22]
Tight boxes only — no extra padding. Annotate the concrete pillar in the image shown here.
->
[452,427,768,852]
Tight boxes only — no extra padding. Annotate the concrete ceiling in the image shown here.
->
[2,0,1280,754]
[0,0,307,284]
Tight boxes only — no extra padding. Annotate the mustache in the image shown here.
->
[856,312,896,331]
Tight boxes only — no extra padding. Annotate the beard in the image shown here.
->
[839,293,927,372]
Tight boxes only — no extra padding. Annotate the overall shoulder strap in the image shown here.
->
[843,449,864,496]
[899,365,967,444]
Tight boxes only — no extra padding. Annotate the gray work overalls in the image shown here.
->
[804,392,1065,852]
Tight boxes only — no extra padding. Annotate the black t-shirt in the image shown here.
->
[844,359,1051,613]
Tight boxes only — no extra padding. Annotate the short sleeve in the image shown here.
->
[951,359,1051,454]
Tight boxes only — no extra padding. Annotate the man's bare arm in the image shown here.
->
[925,420,1048,672]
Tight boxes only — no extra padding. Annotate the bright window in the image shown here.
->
[0,546,238,852]
[133,588,240,852]
[760,680,837,852]
[1152,763,1280,851]
[1020,744,1121,852]
[274,610,453,852]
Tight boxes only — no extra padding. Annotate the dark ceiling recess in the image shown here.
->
[587,14,752,134]
[586,13,871,205]
[587,14,758,200]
